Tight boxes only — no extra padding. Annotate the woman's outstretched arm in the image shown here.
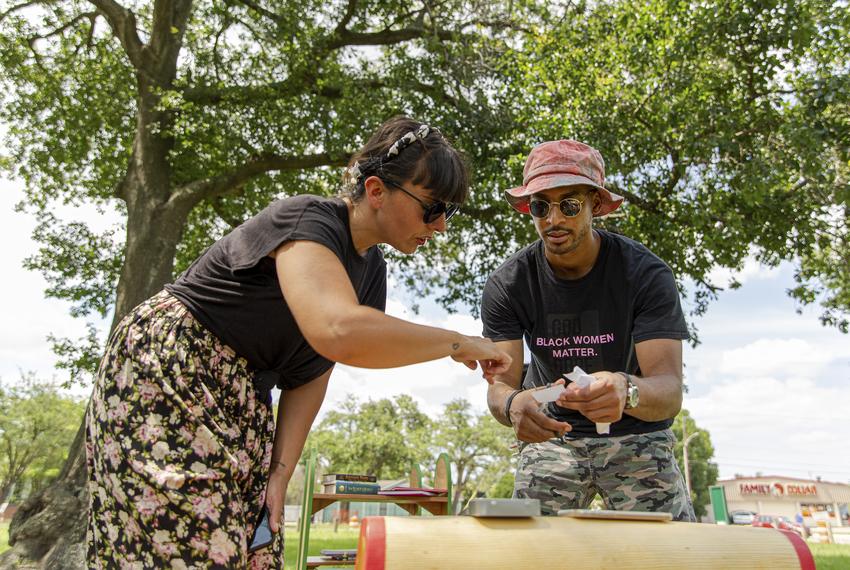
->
[273,241,511,381]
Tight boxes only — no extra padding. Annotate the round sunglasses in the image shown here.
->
[528,197,584,218]
[383,179,460,224]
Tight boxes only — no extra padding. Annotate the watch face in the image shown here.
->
[628,385,639,408]
[626,382,639,408]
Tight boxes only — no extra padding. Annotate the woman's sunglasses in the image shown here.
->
[383,179,460,224]
[528,197,584,219]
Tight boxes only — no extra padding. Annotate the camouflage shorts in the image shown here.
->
[515,429,696,521]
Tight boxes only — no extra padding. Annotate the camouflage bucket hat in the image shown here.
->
[505,140,624,217]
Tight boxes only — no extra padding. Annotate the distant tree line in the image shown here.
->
[299,396,718,517]
[0,376,85,505]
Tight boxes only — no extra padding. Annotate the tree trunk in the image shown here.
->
[0,420,87,568]
[0,482,14,506]
[453,466,466,515]
[0,177,192,569]
[1,3,196,565]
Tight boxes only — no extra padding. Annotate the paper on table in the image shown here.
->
[563,366,611,435]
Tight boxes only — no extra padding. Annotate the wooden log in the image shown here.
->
[355,515,815,570]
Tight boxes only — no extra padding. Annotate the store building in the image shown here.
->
[709,475,850,527]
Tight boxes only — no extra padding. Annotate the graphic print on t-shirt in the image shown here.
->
[536,311,613,373]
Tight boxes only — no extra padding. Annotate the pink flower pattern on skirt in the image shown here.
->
[86,291,282,568]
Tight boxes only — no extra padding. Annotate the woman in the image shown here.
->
[86,116,511,568]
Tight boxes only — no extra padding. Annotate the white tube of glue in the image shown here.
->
[564,366,611,435]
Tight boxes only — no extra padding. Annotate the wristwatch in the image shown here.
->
[620,372,640,409]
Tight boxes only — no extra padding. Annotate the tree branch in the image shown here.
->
[26,11,97,43]
[0,0,58,23]
[211,196,244,230]
[664,147,683,196]
[606,180,652,211]
[148,0,192,80]
[327,26,472,49]
[169,151,350,207]
[460,18,534,35]
[232,0,282,24]
[183,76,383,105]
[212,9,232,83]
[86,0,146,71]
[452,205,501,222]
[184,75,458,107]
[335,0,358,34]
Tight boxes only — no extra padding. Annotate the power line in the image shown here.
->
[714,456,850,470]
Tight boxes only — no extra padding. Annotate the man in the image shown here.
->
[482,139,695,521]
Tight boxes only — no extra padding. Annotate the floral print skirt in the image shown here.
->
[86,290,283,569]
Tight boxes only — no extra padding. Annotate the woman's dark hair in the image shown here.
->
[342,116,469,205]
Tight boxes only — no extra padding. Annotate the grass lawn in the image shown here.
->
[284,524,359,569]
[808,543,850,570]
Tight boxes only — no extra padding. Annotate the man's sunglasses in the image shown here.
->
[528,197,584,219]
[383,179,460,224]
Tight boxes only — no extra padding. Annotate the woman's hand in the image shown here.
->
[264,462,290,533]
[450,336,513,383]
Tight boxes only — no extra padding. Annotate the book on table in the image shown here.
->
[321,473,377,484]
[377,484,448,497]
[322,480,381,495]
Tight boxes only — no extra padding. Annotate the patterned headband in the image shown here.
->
[347,124,433,182]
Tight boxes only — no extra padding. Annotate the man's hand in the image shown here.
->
[556,371,628,423]
[510,382,572,443]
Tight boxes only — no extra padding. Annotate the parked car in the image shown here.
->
[730,510,757,524]
[752,514,778,528]
[752,515,802,535]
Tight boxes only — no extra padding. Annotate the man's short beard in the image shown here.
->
[543,224,589,255]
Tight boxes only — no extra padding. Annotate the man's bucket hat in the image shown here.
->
[505,140,624,217]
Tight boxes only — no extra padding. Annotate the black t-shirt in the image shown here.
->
[166,195,387,390]
[481,230,688,437]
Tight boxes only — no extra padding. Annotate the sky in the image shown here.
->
[1,174,849,485]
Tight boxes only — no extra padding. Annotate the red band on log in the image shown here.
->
[357,516,386,570]
[778,529,815,570]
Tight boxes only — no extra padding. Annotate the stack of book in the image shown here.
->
[322,473,380,495]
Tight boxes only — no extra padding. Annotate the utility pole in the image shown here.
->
[682,413,698,497]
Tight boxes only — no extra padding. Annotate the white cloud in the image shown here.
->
[706,254,777,288]
[0,178,113,390]
[719,338,839,378]
[321,303,492,419]
[686,373,850,481]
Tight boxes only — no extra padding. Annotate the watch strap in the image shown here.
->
[617,371,635,409]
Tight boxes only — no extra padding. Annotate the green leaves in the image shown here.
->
[0,374,86,501]
[307,394,433,479]
[23,212,123,318]
[504,0,849,332]
[671,409,719,518]
[306,396,514,509]
[431,398,515,511]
